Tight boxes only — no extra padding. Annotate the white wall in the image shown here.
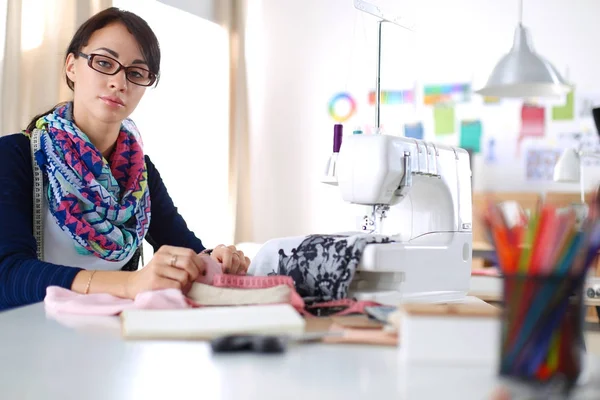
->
[245,0,600,243]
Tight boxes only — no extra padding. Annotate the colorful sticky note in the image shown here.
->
[518,104,545,154]
[434,106,455,135]
[404,122,424,139]
[483,96,500,104]
[368,90,414,105]
[424,83,471,105]
[552,90,574,121]
[460,120,482,153]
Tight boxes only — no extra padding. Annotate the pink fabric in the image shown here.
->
[43,257,377,316]
[44,286,193,316]
[45,254,222,316]
[197,254,222,284]
[44,262,308,316]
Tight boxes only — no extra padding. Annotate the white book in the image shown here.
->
[120,304,306,340]
[187,283,291,306]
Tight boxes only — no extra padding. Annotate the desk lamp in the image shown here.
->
[553,108,600,225]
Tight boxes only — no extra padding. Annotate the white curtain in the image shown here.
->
[1,0,111,136]
[215,0,254,245]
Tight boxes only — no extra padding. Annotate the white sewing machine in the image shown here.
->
[328,133,473,305]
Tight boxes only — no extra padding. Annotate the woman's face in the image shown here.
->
[65,22,150,125]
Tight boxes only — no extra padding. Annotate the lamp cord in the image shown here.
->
[519,0,523,24]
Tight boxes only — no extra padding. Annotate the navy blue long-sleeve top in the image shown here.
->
[0,133,205,311]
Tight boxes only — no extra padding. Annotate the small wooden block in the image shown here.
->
[323,323,397,346]
[304,316,334,333]
[331,315,384,329]
[400,303,500,318]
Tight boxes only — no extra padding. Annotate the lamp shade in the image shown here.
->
[553,148,580,183]
[476,24,571,98]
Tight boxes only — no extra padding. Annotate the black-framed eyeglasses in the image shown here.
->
[78,52,157,87]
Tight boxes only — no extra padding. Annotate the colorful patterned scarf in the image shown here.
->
[25,102,151,262]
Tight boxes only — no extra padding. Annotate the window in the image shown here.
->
[114,0,231,250]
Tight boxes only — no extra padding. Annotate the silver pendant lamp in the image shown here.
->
[475,0,571,98]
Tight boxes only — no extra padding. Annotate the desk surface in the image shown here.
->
[2,303,600,400]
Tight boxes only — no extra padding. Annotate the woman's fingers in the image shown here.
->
[153,249,204,286]
[156,256,190,284]
[220,249,233,273]
[210,244,251,275]
[233,250,249,275]
[228,245,243,274]
[158,246,206,280]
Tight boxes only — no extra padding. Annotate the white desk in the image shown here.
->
[1,303,600,400]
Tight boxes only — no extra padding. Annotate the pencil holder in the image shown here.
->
[499,273,585,391]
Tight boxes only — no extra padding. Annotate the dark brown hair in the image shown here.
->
[26,7,161,132]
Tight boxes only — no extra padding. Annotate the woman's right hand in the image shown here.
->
[125,245,207,299]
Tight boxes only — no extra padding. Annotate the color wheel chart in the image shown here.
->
[328,92,357,122]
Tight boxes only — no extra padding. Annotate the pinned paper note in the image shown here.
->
[460,120,482,153]
[434,106,455,135]
[552,90,575,121]
[404,122,424,139]
[552,90,574,121]
[483,96,501,104]
[424,83,470,105]
[484,134,517,166]
[518,104,545,154]
[577,91,600,118]
[525,148,561,181]
[558,130,600,166]
[368,89,414,105]
[485,138,497,164]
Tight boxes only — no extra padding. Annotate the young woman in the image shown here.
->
[0,7,250,311]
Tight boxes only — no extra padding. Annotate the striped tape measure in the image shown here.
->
[212,274,295,289]
[30,129,44,261]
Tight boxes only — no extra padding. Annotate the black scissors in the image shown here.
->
[210,331,343,354]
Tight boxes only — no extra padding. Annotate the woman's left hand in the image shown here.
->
[210,245,250,275]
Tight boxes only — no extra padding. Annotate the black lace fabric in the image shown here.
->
[250,234,392,303]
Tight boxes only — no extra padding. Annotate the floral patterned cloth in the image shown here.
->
[248,234,392,303]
